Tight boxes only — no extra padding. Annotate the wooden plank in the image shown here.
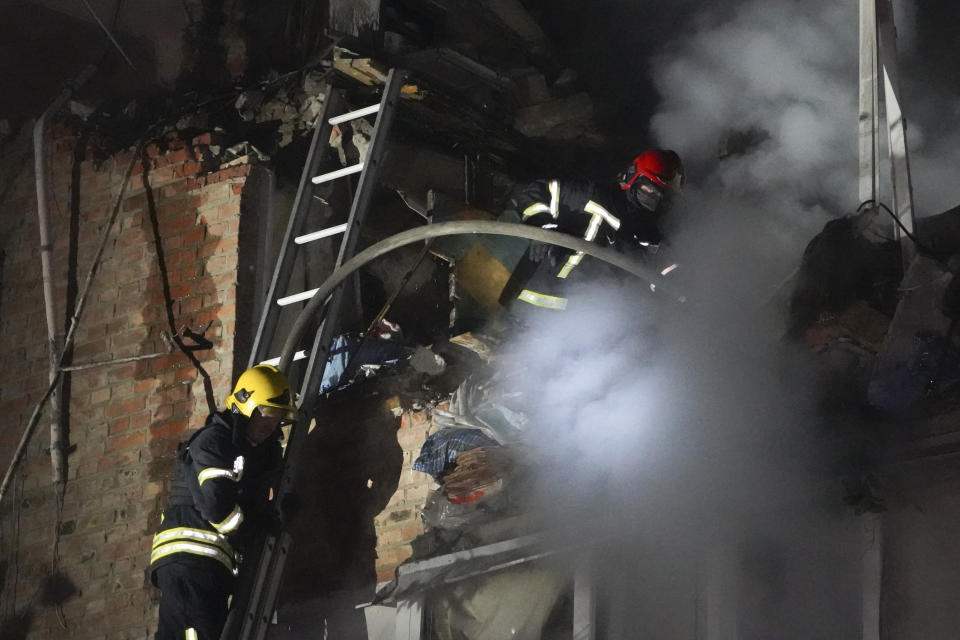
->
[334,48,388,86]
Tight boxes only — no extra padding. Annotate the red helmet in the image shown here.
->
[618,149,684,213]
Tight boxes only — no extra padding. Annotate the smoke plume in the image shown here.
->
[494,0,960,635]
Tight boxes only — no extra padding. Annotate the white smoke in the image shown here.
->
[650,0,960,219]
[493,0,925,635]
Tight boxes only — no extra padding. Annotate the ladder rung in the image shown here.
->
[277,288,319,306]
[260,351,307,367]
[329,104,380,125]
[295,223,348,245]
[312,163,363,184]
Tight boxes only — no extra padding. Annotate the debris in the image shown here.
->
[551,67,578,97]
[235,89,265,121]
[221,141,269,166]
[868,255,955,412]
[513,92,594,139]
[319,320,405,392]
[413,428,499,481]
[302,70,327,97]
[410,346,446,375]
[430,565,565,640]
[333,47,388,86]
[69,99,97,121]
[788,213,900,338]
[329,117,374,165]
[509,68,551,107]
[441,446,513,501]
[449,333,495,362]
[482,0,554,60]
[329,0,380,38]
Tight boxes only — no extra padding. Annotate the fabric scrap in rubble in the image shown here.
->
[320,319,404,392]
[413,428,498,481]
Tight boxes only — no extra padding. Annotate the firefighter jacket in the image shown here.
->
[150,411,282,581]
[506,178,661,311]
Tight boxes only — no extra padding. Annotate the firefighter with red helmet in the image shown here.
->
[499,149,684,312]
[149,364,297,640]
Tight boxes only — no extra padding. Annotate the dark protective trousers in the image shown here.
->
[154,561,233,640]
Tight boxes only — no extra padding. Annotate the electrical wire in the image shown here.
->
[78,0,137,70]
[857,199,934,254]
[0,141,143,507]
[139,150,218,416]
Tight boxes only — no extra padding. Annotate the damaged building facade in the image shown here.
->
[2,0,960,638]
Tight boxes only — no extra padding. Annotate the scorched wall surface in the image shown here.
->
[0,125,249,639]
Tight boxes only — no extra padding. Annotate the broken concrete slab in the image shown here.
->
[513,92,594,139]
[509,67,551,106]
[481,0,553,59]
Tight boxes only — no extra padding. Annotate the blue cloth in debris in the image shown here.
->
[320,334,403,392]
[412,428,498,481]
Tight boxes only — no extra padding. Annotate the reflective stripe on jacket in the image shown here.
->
[514,179,628,309]
[149,411,280,579]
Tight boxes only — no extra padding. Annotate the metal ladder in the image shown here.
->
[221,68,406,640]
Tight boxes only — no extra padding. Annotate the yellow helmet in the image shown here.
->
[225,364,297,420]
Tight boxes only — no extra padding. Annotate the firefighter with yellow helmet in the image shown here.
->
[149,364,297,640]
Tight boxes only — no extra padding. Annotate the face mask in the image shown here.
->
[625,177,664,213]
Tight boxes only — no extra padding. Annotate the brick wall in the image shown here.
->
[373,408,438,583]
[0,126,252,638]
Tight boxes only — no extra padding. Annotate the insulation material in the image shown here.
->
[330,0,380,37]
[455,243,514,313]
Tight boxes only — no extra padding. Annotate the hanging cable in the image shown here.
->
[0,141,143,507]
[78,0,137,71]
[857,199,934,254]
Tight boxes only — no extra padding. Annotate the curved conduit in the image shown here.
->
[279,220,685,370]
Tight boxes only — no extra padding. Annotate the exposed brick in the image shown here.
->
[123,193,146,213]
[107,431,146,452]
[149,419,189,441]
[159,148,190,166]
[91,387,111,405]
[396,425,428,449]
[108,417,131,435]
[172,264,200,283]
[0,138,249,639]
[161,180,188,199]
[175,161,202,177]
[128,411,152,430]
[105,396,147,418]
[98,449,139,472]
[162,213,200,234]
[182,225,206,246]
[218,201,241,220]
